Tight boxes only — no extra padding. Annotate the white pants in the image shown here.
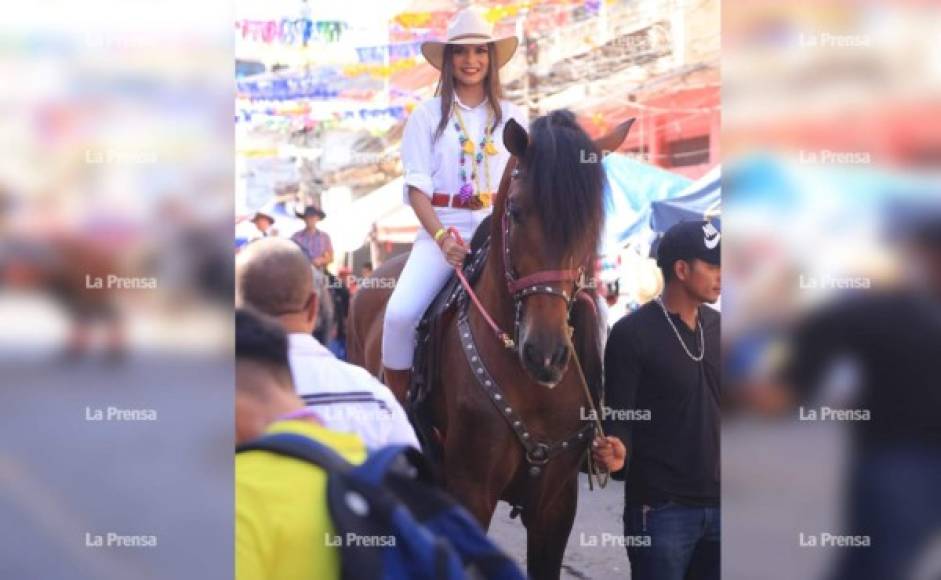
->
[381,207,489,370]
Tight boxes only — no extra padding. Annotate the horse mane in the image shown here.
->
[521,110,606,261]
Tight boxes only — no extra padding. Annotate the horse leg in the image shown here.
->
[446,474,500,530]
[522,475,578,580]
[441,426,505,529]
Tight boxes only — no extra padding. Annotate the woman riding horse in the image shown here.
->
[349,110,633,580]
[381,7,527,396]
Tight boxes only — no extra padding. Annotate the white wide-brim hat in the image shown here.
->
[420,7,519,71]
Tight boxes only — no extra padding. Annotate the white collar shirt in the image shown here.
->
[400,95,528,216]
[287,333,420,451]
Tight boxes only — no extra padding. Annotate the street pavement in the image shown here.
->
[488,475,631,579]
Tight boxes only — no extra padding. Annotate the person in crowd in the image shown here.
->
[236,237,419,451]
[249,210,277,240]
[235,307,365,580]
[329,267,352,359]
[338,265,356,295]
[359,261,373,280]
[292,205,333,270]
[596,220,721,580]
[775,206,941,580]
[381,7,528,394]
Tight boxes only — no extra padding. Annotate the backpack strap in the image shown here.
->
[236,432,352,474]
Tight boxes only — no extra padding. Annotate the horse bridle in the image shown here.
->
[501,166,587,351]
[452,163,595,480]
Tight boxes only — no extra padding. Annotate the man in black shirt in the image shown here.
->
[594,220,721,580]
[783,208,941,580]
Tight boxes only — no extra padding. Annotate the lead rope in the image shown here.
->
[446,227,515,349]
[569,344,609,490]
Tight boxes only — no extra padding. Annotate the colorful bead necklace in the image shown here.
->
[453,106,498,204]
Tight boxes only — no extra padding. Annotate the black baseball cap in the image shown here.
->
[655,220,721,270]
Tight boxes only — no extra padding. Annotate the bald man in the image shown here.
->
[236,239,419,451]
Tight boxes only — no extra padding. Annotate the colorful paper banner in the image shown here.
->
[236,19,348,45]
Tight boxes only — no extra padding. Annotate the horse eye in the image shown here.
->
[508,201,523,224]
[511,168,520,179]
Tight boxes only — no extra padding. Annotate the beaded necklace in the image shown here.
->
[453,105,498,203]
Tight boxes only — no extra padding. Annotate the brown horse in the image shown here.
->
[348,110,633,580]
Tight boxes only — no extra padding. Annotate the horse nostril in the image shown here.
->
[523,343,554,371]
[523,343,541,368]
[523,342,567,371]
[551,344,569,367]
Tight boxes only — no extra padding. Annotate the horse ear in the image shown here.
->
[503,118,529,158]
[593,118,635,155]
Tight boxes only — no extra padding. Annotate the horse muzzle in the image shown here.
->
[520,339,571,388]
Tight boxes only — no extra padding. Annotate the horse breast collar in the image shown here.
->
[456,304,593,478]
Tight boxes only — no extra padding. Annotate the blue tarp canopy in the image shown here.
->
[650,165,721,233]
[602,153,691,252]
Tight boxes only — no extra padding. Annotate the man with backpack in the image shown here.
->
[235,237,419,451]
[235,307,366,579]
[235,307,525,580]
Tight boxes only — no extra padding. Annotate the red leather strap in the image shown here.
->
[447,227,515,349]
[507,270,579,295]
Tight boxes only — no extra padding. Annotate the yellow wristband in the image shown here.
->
[433,228,447,242]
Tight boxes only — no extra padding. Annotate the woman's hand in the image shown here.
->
[405,187,468,268]
[439,234,468,268]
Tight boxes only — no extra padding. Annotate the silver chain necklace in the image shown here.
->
[655,297,705,362]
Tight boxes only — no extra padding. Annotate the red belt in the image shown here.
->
[430,192,492,210]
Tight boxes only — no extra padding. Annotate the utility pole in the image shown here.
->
[519,9,539,119]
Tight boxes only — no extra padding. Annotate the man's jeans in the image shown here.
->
[623,501,720,580]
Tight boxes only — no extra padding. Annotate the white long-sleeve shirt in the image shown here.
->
[287,333,420,451]
[400,95,528,215]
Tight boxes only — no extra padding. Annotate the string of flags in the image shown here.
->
[236,0,618,130]
[355,40,425,64]
[236,105,410,124]
[236,19,348,45]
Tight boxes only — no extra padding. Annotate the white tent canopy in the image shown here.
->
[319,177,418,254]
[375,202,420,244]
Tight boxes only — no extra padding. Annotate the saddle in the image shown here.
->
[408,217,492,474]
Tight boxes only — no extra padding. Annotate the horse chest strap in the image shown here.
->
[457,315,592,477]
